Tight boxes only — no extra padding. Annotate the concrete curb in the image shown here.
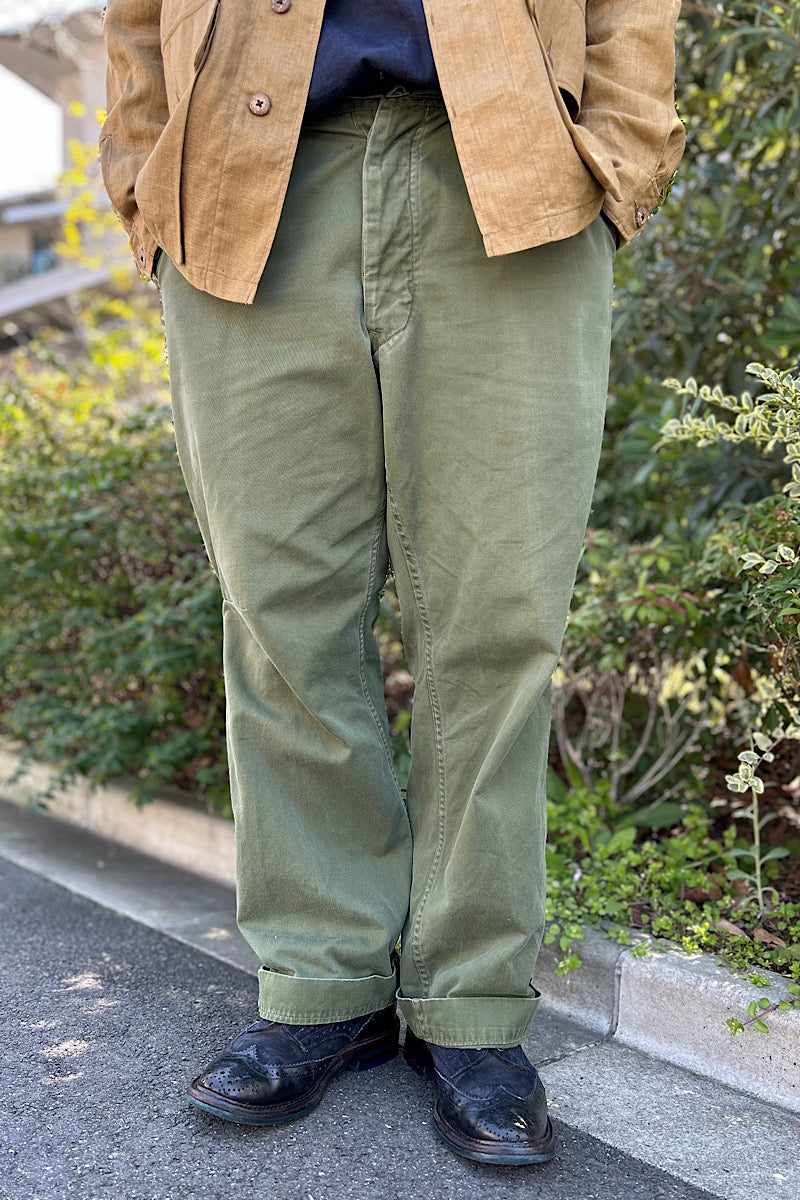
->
[0,740,235,887]
[2,739,798,1114]
[615,941,799,1112]
[536,929,800,1113]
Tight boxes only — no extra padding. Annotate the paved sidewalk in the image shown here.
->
[0,857,714,1200]
[0,801,797,1200]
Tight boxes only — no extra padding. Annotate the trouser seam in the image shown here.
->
[385,484,446,999]
[358,505,402,791]
[223,599,348,750]
[360,112,377,340]
[368,115,424,354]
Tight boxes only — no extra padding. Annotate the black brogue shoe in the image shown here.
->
[188,1004,399,1125]
[404,1027,556,1165]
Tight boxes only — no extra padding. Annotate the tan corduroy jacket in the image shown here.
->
[100,0,685,304]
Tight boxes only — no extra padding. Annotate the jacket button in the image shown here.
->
[249,92,272,115]
[635,205,648,228]
[271,0,291,10]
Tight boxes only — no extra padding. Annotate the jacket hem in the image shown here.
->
[481,193,605,258]
[155,255,262,304]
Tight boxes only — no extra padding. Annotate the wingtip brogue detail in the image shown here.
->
[188,1005,399,1126]
[403,1027,556,1165]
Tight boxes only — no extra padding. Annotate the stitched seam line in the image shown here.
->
[386,486,446,998]
[496,0,560,243]
[222,600,348,750]
[360,109,379,342]
[370,114,424,354]
[161,0,216,50]
[257,1007,387,1024]
[358,507,402,789]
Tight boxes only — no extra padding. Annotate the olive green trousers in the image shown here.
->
[158,92,613,1047]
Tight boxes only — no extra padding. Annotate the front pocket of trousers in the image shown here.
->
[599,212,619,255]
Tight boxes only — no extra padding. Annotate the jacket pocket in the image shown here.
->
[134,0,221,262]
[161,0,221,109]
[527,0,586,120]
[98,131,115,211]
[527,0,622,202]
[98,130,140,231]
[599,211,620,255]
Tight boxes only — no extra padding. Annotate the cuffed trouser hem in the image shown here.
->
[397,990,541,1048]
[257,967,398,1024]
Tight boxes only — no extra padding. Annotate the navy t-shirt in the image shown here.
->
[306,0,439,111]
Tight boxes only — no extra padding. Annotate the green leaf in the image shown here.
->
[759,846,790,863]
[546,767,568,803]
[628,801,684,828]
[726,867,755,881]
[564,759,585,791]
[772,945,800,964]
[605,826,637,854]
[752,1019,770,1034]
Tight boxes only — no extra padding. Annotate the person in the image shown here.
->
[101,0,684,1166]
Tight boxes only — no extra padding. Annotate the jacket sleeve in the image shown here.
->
[100,0,168,278]
[582,0,685,243]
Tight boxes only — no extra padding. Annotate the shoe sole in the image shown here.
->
[403,1036,556,1166]
[188,1032,398,1127]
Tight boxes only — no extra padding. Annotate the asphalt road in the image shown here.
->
[0,857,718,1200]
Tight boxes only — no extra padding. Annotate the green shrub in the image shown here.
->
[599,0,800,538]
[659,363,800,735]
[545,772,800,991]
[0,303,229,809]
